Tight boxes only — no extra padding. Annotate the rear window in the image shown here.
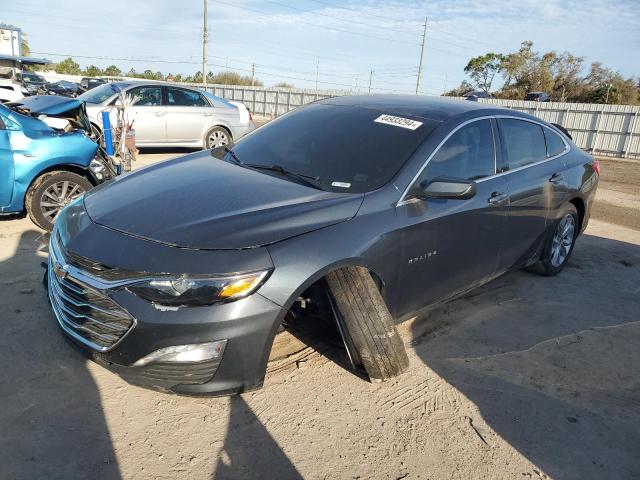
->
[498,118,546,169]
[225,103,439,193]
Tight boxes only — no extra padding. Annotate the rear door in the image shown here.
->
[126,85,166,145]
[396,118,508,317]
[164,86,211,143]
[497,117,568,268]
[0,115,15,207]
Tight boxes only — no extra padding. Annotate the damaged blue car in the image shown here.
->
[0,95,118,231]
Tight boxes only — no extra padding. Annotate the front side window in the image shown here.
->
[421,119,495,182]
[167,87,208,107]
[498,118,546,169]
[128,86,162,106]
[544,128,566,157]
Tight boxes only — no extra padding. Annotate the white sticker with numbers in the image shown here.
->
[374,114,423,130]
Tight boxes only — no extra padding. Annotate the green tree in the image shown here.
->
[83,65,103,77]
[463,53,503,93]
[103,65,121,77]
[274,82,295,88]
[54,57,81,75]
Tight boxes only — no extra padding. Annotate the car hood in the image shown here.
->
[84,152,364,250]
[7,95,92,134]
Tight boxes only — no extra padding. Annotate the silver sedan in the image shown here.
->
[79,81,255,148]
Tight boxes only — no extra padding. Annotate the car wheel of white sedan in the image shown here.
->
[205,127,231,149]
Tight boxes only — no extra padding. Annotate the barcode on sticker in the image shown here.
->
[374,114,423,130]
[332,181,351,188]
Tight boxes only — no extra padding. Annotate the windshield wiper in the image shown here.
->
[245,164,323,190]
[224,146,243,165]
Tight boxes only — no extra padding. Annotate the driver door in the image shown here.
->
[125,85,166,145]
[395,118,508,318]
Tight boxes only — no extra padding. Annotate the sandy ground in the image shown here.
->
[0,151,639,480]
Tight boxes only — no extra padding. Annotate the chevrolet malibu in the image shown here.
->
[46,95,599,395]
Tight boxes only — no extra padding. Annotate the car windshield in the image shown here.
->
[22,73,43,83]
[78,83,118,104]
[218,103,438,193]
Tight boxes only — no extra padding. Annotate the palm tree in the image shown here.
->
[20,32,30,56]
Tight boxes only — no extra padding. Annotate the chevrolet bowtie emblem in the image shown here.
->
[53,261,69,279]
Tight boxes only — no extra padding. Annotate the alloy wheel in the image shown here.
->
[208,130,229,148]
[40,180,85,222]
[550,213,575,267]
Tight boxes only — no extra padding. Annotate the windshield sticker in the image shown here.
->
[374,114,423,130]
[332,181,351,188]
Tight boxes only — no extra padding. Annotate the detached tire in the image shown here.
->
[527,202,579,276]
[26,171,92,231]
[326,266,409,382]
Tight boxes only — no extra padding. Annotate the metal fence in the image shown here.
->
[179,82,640,159]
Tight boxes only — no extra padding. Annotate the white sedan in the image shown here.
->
[79,81,255,148]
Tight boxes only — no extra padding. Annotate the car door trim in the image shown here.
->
[397,114,571,206]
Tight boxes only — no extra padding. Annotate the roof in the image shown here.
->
[318,94,496,122]
[0,54,51,65]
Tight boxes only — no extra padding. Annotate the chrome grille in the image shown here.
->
[48,234,135,352]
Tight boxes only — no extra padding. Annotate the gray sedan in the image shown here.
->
[79,81,255,148]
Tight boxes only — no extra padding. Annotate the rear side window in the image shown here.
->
[544,128,566,157]
[167,87,208,107]
[423,119,495,181]
[498,119,546,169]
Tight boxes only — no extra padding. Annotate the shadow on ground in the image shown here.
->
[0,229,121,479]
[214,396,303,479]
[410,233,640,479]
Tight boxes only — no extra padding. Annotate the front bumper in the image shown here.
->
[46,223,285,396]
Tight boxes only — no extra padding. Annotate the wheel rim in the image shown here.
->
[550,213,575,267]
[40,180,85,223]
[208,130,229,148]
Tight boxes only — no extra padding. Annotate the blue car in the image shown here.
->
[0,95,118,231]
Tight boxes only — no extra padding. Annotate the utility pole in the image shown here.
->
[368,69,373,94]
[251,63,255,87]
[415,16,427,95]
[202,0,208,86]
[315,57,319,92]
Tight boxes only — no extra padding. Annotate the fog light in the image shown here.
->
[132,339,227,367]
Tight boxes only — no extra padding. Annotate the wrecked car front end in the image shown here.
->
[48,197,286,396]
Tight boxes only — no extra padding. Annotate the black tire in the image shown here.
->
[26,171,92,231]
[527,203,579,276]
[204,126,232,149]
[326,266,409,382]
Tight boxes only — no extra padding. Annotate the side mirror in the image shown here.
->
[420,177,476,200]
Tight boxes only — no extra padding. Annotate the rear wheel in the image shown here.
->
[205,126,231,149]
[527,203,579,276]
[26,171,92,231]
[326,266,409,382]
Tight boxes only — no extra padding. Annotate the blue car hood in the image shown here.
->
[84,151,364,250]
[12,95,83,115]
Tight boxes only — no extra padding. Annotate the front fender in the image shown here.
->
[11,130,98,210]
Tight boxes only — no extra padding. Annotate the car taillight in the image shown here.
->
[593,157,600,176]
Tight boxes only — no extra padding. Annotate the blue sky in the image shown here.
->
[4,0,639,93]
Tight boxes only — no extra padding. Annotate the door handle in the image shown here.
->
[488,191,508,205]
[549,172,564,184]
[155,112,165,117]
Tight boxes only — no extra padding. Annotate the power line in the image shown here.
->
[212,0,420,46]
[308,0,417,24]
[263,0,419,37]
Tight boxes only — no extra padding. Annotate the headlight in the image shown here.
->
[89,158,106,180]
[21,87,29,95]
[128,270,271,307]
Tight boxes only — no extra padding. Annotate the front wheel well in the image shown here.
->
[27,165,95,195]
